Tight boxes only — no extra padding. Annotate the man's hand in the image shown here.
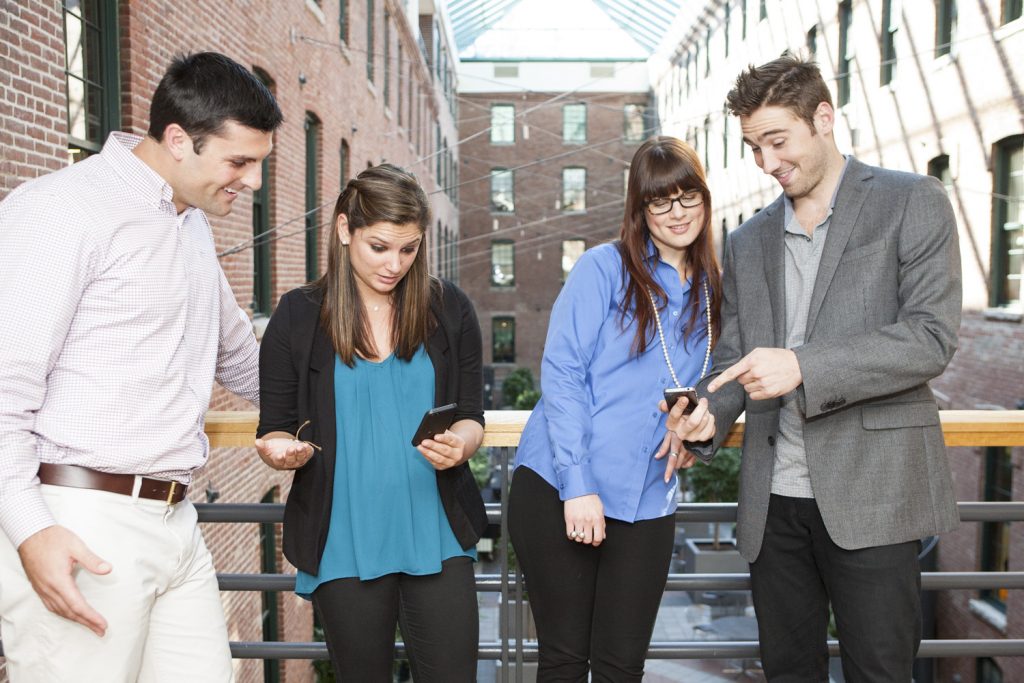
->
[18,525,111,636]
[417,430,468,470]
[564,494,605,546]
[707,347,802,400]
[255,437,315,470]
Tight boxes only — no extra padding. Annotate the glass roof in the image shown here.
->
[447,0,682,57]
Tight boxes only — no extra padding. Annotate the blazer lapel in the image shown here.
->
[805,160,873,340]
[307,300,337,470]
[759,197,787,348]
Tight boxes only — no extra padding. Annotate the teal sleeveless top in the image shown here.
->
[295,345,474,595]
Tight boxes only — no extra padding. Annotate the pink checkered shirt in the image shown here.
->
[0,132,260,547]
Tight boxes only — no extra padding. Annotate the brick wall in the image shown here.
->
[0,0,68,196]
[931,310,1024,682]
[458,89,647,401]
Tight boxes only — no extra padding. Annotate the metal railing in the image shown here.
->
[3,411,1021,677]
[197,409,1024,678]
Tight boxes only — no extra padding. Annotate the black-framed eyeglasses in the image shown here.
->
[646,193,704,215]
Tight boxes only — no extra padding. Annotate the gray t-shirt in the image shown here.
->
[772,157,851,498]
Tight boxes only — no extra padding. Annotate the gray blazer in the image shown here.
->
[691,158,962,562]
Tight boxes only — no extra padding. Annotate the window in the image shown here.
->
[703,116,711,173]
[1004,0,1023,24]
[63,0,120,161]
[562,240,585,281]
[491,104,515,143]
[880,0,899,85]
[837,0,853,107]
[491,240,515,287]
[927,154,952,192]
[705,27,711,76]
[759,0,767,21]
[936,0,957,57]
[624,104,645,143]
[339,0,348,43]
[724,1,731,56]
[252,69,274,318]
[397,42,404,125]
[741,0,748,38]
[366,0,375,82]
[563,104,587,143]
[807,24,818,59]
[978,658,1004,683]
[980,447,1013,611]
[590,63,615,78]
[492,317,515,363]
[562,168,586,212]
[992,136,1023,308]
[494,64,519,78]
[490,169,514,213]
[722,108,729,169]
[383,11,390,107]
[260,489,280,683]
[305,113,321,282]
[339,139,350,190]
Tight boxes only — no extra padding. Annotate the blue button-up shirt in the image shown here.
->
[514,241,711,522]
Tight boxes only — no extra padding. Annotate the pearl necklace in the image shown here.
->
[647,278,712,388]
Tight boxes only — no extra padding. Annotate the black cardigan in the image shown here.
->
[256,280,488,575]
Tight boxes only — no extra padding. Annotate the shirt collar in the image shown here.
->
[783,154,852,230]
[102,132,177,214]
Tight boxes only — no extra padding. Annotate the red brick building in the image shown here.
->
[1,1,460,680]
[456,59,651,404]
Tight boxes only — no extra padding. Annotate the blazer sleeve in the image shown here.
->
[688,233,747,461]
[257,292,300,438]
[794,176,962,418]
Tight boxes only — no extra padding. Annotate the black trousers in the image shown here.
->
[750,494,922,683]
[311,556,478,683]
[508,466,675,683]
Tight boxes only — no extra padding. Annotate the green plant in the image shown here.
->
[684,447,741,550]
[468,447,491,489]
[501,368,535,408]
[514,388,541,409]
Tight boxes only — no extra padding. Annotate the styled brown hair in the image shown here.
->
[316,163,435,366]
[725,53,832,129]
[618,136,721,355]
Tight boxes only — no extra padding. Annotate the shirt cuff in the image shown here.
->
[555,462,598,501]
[0,487,57,549]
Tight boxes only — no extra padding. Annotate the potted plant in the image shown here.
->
[680,447,747,577]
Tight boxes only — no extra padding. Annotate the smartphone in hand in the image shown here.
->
[411,403,458,446]
[664,387,699,415]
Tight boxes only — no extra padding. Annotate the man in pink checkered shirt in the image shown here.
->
[0,52,282,682]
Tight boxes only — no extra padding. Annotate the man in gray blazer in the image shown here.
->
[681,55,961,681]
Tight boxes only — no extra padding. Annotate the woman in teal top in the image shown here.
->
[255,164,486,682]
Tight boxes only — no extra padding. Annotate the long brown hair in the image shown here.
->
[617,136,722,355]
[316,163,435,366]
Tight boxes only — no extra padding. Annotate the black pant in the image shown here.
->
[508,466,675,683]
[750,494,922,683]
[311,556,478,683]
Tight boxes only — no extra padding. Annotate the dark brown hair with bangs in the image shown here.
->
[618,136,721,355]
[725,53,832,130]
[316,163,435,366]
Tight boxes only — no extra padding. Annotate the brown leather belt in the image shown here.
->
[38,463,188,505]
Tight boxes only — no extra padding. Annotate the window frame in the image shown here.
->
[62,0,121,160]
[562,103,587,144]
[492,316,516,364]
[991,135,1023,309]
[561,167,587,212]
[490,104,515,144]
[490,240,515,288]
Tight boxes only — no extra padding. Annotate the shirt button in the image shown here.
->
[768,436,776,447]
[673,311,679,317]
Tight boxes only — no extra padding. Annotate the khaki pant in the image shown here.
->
[0,484,234,682]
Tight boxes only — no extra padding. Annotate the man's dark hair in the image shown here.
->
[148,52,283,152]
[725,53,833,129]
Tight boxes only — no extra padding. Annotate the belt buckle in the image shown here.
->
[166,481,177,506]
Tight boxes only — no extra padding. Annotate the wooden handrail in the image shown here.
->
[206,409,1024,449]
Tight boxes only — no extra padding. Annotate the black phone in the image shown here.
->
[411,403,458,446]
[664,387,699,415]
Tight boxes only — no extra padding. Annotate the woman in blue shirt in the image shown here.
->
[254,164,486,682]
[509,137,720,681]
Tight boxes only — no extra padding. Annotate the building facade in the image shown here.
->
[0,1,460,680]
[457,59,650,404]
[650,1,1023,680]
